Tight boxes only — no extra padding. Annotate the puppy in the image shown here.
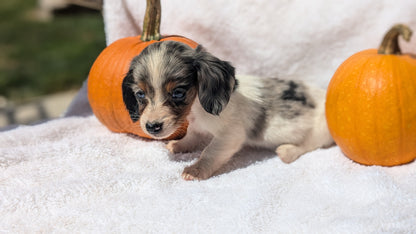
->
[122,41,334,180]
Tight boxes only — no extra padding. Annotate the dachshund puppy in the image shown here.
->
[122,41,333,180]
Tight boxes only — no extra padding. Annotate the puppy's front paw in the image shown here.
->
[166,140,178,153]
[166,140,185,154]
[182,163,211,181]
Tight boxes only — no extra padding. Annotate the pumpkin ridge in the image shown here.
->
[374,56,392,162]
[354,57,374,161]
[394,57,405,162]
[376,57,387,160]
[109,52,128,132]
[400,58,416,161]
[103,42,129,132]
[89,51,111,128]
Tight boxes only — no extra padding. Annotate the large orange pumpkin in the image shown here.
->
[326,24,416,166]
[88,0,198,140]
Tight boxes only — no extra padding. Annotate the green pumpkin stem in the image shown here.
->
[141,0,161,41]
[378,24,412,55]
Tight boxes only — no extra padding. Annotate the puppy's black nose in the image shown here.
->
[146,121,163,134]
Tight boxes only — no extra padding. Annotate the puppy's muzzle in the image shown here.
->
[146,121,163,135]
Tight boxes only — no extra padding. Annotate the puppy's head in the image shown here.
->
[122,41,235,139]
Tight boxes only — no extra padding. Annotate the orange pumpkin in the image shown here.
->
[326,24,416,166]
[88,0,198,140]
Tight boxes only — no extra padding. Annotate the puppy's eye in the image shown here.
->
[136,90,145,99]
[172,88,186,100]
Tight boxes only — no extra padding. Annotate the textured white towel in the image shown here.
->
[1,116,416,233]
[103,0,416,88]
[2,0,416,232]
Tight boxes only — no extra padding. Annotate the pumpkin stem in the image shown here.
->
[141,0,161,41]
[378,24,412,55]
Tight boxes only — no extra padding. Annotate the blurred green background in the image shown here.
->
[0,0,105,102]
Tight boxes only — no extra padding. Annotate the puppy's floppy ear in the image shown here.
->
[122,69,140,122]
[194,45,236,115]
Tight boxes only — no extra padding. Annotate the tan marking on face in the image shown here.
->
[165,81,177,94]
[139,82,149,92]
[129,80,148,94]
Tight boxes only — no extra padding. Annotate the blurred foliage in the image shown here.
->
[0,0,105,101]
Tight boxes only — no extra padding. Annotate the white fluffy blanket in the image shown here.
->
[2,116,416,232]
[2,0,416,232]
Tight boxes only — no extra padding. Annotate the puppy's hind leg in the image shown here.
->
[276,122,334,163]
[276,136,326,163]
[276,144,311,163]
